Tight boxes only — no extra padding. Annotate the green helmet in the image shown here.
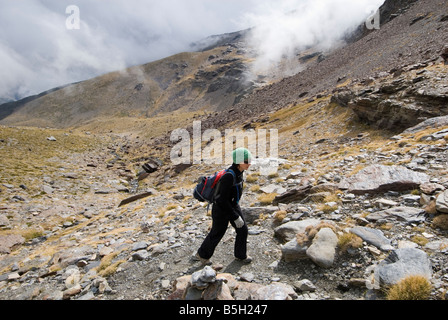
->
[232,148,252,164]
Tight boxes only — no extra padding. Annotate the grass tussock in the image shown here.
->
[273,210,287,223]
[411,235,429,246]
[386,275,432,300]
[96,252,125,277]
[246,174,259,183]
[257,193,277,205]
[432,214,448,230]
[338,232,363,253]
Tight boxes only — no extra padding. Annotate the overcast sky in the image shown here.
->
[0,0,384,101]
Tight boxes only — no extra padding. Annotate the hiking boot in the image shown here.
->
[191,252,211,265]
[235,256,253,264]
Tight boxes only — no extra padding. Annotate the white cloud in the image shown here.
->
[243,0,385,77]
[0,0,384,100]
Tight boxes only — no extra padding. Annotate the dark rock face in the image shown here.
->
[331,65,448,131]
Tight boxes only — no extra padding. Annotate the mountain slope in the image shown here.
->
[0,44,255,129]
[224,0,448,131]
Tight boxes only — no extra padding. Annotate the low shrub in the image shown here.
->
[386,275,432,300]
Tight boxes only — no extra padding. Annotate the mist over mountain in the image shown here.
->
[0,0,383,102]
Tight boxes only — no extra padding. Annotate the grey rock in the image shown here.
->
[403,115,448,134]
[240,272,255,282]
[350,226,393,251]
[256,283,298,300]
[132,241,148,251]
[0,234,25,254]
[132,250,149,261]
[306,228,338,268]
[184,287,204,300]
[260,184,286,194]
[281,239,309,262]
[274,219,321,243]
[42,185,55,194]
[339,165,429,195]
[0,215,10,228]
[431,128,448,140]
[366,206,426,224]
[242,206,278,225]
[374,248,432,287]
[295,279,316,292]
[273,184,312,205]
[50,246,96,268]
[436,190,448,213]
[63,284,82,299]
[425,239,448,252]
[191,266,216,289]
[420,182,445,195]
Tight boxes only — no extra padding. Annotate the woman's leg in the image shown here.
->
[197,213,229,260]
[230,215,248,260]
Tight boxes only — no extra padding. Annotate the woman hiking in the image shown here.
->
[193,148,253,265]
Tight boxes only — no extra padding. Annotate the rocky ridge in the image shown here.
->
[220,0,448,131]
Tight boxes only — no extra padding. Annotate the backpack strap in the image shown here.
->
[226,169,241,204]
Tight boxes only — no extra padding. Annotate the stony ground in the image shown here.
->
[0,113,447,300]
[1,0,448,298]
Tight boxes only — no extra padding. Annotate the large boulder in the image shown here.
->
[339,165,429,195]
[306,228,338,268]
[372,248,432,288]
[274,219,321,243]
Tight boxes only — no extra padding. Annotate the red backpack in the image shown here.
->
[193,169,238,204]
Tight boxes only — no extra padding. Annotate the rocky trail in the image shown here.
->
[0,114,447,301]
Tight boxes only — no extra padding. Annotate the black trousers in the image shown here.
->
[198,205,248,260]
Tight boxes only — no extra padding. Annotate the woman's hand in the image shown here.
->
[234,217,244,228]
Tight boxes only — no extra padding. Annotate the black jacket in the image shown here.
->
[214,163,244,221]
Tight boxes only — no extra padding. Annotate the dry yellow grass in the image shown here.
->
[257,193,277,205]
[273,210,287,223]
[432,214,448,230]
[246,174,259,183]
[338,233,363,253]
[0,126,101,194]
[386,275,432,300]
[96,251,126,277]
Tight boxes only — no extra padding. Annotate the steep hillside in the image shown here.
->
[0,44,255,129]
[224,0,448,132]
